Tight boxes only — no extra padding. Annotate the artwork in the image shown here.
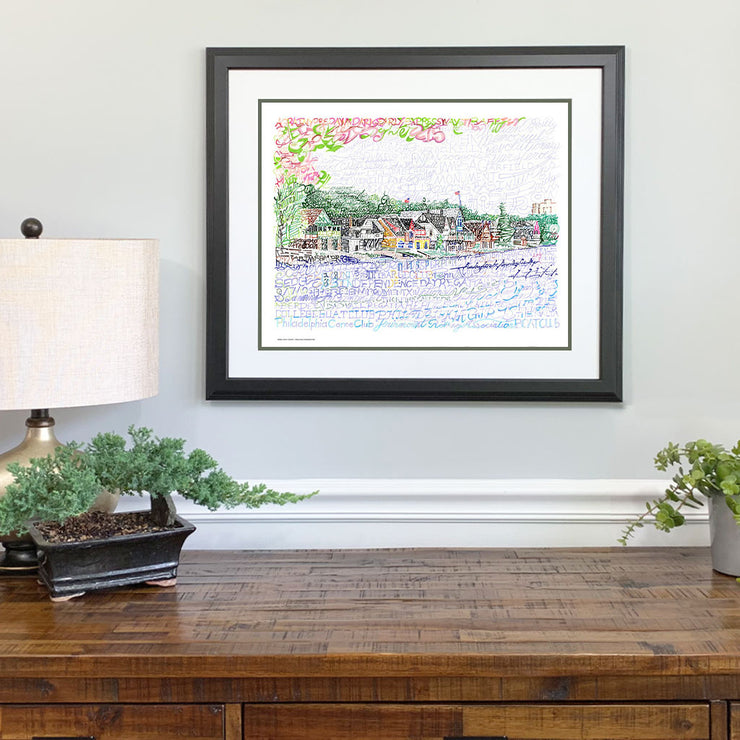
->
[207,47,624,401]
[265,105,565,351]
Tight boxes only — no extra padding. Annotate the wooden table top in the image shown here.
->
[2,547,739,679]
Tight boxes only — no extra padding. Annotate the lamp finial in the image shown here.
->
[20,218,43,239]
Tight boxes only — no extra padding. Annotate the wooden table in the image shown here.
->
[1,547,739,739]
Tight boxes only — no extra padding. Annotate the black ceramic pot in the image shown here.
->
[27,514,196,601]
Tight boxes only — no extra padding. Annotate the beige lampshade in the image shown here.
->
[0,238,159,410]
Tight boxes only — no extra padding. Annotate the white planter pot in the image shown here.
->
[708,495,740,576]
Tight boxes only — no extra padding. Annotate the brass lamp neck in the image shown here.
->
[27,409,55,429]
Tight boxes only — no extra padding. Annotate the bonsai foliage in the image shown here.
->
[87,427,316,525]
[619,439,740,545]
[0,443,100,535]
[0,426,316,534]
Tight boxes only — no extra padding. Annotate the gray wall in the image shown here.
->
[1,0,738,483]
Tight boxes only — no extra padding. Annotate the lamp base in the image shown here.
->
[0,540,37,573]
[0,411,60,572]
[0,410,61,496]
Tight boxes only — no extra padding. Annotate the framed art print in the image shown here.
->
[206,46,624,401]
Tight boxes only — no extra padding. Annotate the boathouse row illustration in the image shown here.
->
[282,200,559,258]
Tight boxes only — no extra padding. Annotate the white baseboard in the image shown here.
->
[117,479,710,550]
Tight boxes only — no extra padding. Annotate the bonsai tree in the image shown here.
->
[0,426,316,536]
[0,443,102,536]
[619,439,740,545]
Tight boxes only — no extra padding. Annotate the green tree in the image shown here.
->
[0,445,101,535]
[274,177,306,248]
[460,204,484,221]
[0,427,317,535]
[497,203,514,247]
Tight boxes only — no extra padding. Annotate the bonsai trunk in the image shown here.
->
[150,493,177,527]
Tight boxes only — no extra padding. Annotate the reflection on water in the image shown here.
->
[273,246,560,336]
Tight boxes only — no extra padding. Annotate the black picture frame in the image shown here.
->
[206,46,624,402]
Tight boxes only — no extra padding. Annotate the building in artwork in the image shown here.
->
[344,217,383,252]
[377,216,405,250]
[382,217,432,251]
[531,199,556,215]
[299,209,342,250]
[414,209,473,253]
[465,221,495,251]
[401,220,431,251]
[284,202,556,260]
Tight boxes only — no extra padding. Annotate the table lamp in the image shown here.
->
[0,218,159,570]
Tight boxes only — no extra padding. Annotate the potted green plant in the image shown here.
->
[0,426,317,600]
[620,439,740,575]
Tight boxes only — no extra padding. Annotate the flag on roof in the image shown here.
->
[454,191,460,195]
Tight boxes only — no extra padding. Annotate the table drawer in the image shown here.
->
[243,703,710,740]
[0,704,225,739]
[730,702,740,738]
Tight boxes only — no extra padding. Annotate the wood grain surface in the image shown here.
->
[0,704,224,739]
[243,703,711,740]
[0,547,738,684]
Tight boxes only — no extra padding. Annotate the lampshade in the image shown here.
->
[0,237,159,409]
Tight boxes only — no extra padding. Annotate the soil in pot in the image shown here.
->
[34,510,179,544]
